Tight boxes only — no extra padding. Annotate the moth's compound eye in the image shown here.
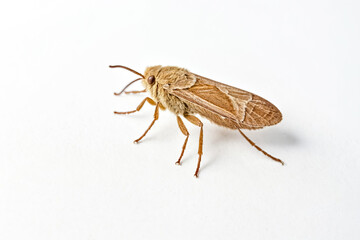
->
[147,75,155,85]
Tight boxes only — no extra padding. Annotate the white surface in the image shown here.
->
[1,0,360,239]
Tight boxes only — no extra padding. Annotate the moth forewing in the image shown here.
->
[183,74,282,129]
[111,65,283,177]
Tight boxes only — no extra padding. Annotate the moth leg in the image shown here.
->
[237,129,284,165]
[124,89,146,94]
[175,116,189,166]
[114,97,156,115]
[184,115,203,178]
[158,103,166,111]
[133,102,160,143]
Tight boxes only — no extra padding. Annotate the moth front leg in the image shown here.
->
[114,97,156,115]
[133,102,164,143]
[184,115,203,178]
[124,89,146,94]
[175,116,189,166]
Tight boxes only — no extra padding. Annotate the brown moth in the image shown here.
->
[110,65,283,177]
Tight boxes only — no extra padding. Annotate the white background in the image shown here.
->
[1,0,360,239]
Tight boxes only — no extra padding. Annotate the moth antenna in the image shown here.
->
[114,77,142,96]
[237,128,284,165]
[109,65,145,78]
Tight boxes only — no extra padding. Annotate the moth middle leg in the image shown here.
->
[175,116,189,166]
[184,115,203,178]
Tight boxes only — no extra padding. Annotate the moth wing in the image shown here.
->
[170,74,282,129]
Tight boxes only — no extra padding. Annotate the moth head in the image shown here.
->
[143,65,162,88]
[147,75,155,85]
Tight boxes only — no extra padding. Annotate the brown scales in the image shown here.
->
[110,65,284,177]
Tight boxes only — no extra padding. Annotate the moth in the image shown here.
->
[110,65,283,177]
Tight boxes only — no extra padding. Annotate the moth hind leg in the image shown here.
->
[175,116,189,166]
[237,129,284,165]
[184,115,203,178]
